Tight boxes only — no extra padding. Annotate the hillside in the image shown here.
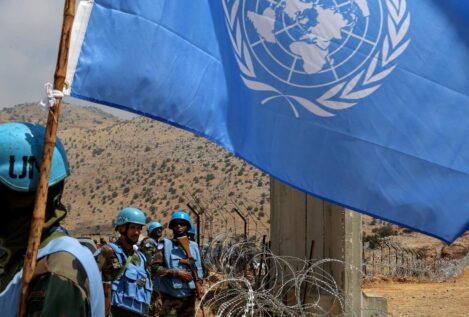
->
[0,103,270,242]
[2,103,468,251]
[0,102,118,128]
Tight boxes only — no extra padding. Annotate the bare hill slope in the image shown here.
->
[1,103,270,241]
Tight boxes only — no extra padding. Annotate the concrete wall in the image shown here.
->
[270,178,387,316]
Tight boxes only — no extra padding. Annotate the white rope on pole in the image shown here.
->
[39,82,64,110]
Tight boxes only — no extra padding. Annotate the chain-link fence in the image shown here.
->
[363,239,469,281]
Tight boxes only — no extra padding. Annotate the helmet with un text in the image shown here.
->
[0,122,70,192]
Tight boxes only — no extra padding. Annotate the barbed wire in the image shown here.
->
[363,240,469,282]
[197,234,390,317]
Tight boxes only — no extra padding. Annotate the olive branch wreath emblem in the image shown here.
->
[222,0,411,117]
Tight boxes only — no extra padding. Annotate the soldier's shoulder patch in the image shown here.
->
[157,242,164,250]
[98,245,119,260]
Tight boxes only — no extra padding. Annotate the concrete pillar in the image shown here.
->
[270,178,387,316]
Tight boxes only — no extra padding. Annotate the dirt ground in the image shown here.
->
[363,267,469,317]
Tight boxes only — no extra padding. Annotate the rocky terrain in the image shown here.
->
[0,103,270,241]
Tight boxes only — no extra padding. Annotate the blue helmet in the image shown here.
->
[147,221,163,233]
[169,211,192,230]
[114,207,146,227]
[0,122,70,192]
[188,227,196,237]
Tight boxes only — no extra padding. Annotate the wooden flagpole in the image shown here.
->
[17,0,76,315]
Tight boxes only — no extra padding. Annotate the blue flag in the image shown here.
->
[67,0,469,243]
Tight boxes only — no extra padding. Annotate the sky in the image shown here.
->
[0,0,134,118]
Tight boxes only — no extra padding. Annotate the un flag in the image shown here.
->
[67,0,469,243]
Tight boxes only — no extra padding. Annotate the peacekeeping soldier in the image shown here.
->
[153,211,204,317]
[187,227,196,242]
[0,122,104,316]
[95,207,152,317]
[141,221,163,256]
[140,221,164,317]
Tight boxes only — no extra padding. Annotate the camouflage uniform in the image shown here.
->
[95,238,146,317]
[153,238,197,317]
[0,230,91,317]
[95,243,122,282]
[140,237,163,317]
[26,251,90,317]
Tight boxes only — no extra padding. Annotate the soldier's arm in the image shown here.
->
[141,240,157,270]
[27,252,89,317]
[95,244,122,281]
[153,247,180,278]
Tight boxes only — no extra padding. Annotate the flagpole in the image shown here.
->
[17,0,76,315]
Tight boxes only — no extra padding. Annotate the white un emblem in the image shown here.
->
[223,0,411,117]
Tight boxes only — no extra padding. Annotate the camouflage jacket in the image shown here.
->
[149,238,180,278]
[95,244,122,282]
[26,249,90,317]
[139,237,165,278]
[95,239,142,282]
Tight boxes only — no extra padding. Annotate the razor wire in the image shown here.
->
[197,234,390,317]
